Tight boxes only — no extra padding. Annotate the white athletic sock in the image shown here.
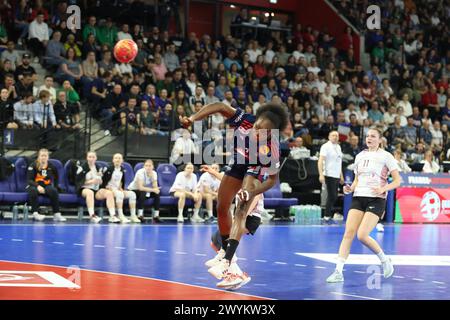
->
[130,208,136,217]
[193,208,200,218]
[87,208,95,217]
[377,250,387,263]
[117,209,124,217]
[336,257,346,273]
[153,210,159,218]
[178,208,183,218]
[137,209,144,217]
[108,208,116,217]
[207,210,213,218]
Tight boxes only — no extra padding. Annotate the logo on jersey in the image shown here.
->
[259,145,270,155]
[420,191,441,221]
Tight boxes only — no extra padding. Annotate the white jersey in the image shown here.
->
[82,166,102,191]
[128,168,158,191]
[353,149,399,199]
[169,172,198,193]
[319,141,343,178]
[196,172,221,193]
[235,192,265,218]
[107,168,123,190]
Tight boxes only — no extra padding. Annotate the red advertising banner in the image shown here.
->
[396,187,450,223]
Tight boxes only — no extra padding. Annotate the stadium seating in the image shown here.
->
[0,158,298,220]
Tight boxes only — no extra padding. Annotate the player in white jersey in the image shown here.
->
[196,163,222,222]
[101,153,139,223]
[326,128,401,283]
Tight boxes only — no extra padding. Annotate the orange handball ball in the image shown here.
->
[113,39,138,64]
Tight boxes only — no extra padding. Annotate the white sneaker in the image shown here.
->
[326,270,344,283]
[177,215,184,223]
[323,216,331,222]
[33,212,45,221]
[119,216,130,224]
[130,215,141,223]
[208,259,230,280]
[205,249,226,268]
[376,223,384,232]
[90,215,102,223]
[53,212,67,222]
[382,257,394,278]
[260,210,273,221]
[191,215,205,223]
[104,130,111,136]
[228,272,251,290]
[217,271,244,288]
[108,216,121,223]
[333,213,344,221]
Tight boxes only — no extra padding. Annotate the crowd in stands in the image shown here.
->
[0,0,449,174]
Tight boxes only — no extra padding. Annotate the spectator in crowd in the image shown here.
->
[13,92,34,129]
[127,159,161,223]
[81,51,99,97]
[28,12,49,62]
[1,41,20,70]
[170,129,199,164]
[56,47,85,87]
[15,53,36,81]
[164,43,180,72]
[54,90,80,131]
[421,150,440,173]
[15,73,34,99]
[34,75,56,104]
[0,88,18,129]
[394,149,412,173]
[117,24,132,41]
[342,135,361,159]
[26,148,66,222]
[98,50,117,77]
[119,97,140,134]
[44,30,65,69]
[32,90,58,129]
[169,162,203,223]
[82,16,98,42]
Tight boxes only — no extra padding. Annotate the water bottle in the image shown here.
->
[312,206,319,224]
[297,206,304,225]
[304,205,311,225]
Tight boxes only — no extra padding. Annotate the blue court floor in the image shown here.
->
[0,221,449,300]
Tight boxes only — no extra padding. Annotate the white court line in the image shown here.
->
[392,275,404,279]
[314,266,326,269]
[0,238,3,240]
[255,260,267,263]
[274,262,287,265]
[295,264,306,267]
[432,281,446,285]
[331,292,380,301]
[175,251,187,255]
[254,284,267,286]
[73,243,85,246]
[353,271,365,274]
[11,239,23,242]
[94,245,105,248]
[32,240,43,243]
[437,286,447,289]
[115,247,126,250]
[238,258,247,261]
[52,241,64,245]
[135,248,146,251]
[412,278,424,282]
[195,253,207,256]
[0,259,273,300]
[154,250,167,253]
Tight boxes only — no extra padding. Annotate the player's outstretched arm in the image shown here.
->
[179,102,236,128]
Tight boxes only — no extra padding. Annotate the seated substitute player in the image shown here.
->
[180,102,288,287]
[127,159,161,223]
[196,163,222,222]
[101,153,140,223]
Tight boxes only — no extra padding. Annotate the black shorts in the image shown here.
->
[350,197,386,218]
[78,188,99,197]
[224,164,262,181]
[245,215,261,235]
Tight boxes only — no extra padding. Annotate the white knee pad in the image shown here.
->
[127,191,136,204]
[114,190,124,203]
